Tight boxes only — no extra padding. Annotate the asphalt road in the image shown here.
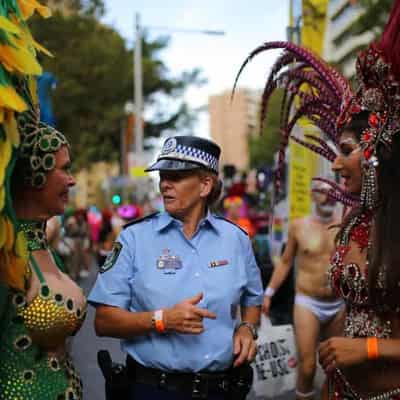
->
[70,266,125,400]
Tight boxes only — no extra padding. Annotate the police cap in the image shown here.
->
[146,136,221,174]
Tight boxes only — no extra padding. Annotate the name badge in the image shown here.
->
[208,259,229,268]
[157,249,183,274]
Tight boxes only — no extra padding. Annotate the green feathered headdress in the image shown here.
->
[0,0,52,292]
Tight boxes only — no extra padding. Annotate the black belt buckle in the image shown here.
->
[192,373,209,399]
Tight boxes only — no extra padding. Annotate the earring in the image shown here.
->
[360,163,379,210]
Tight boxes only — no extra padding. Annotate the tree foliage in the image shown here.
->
[248,90,283,168]
[354,0,392,36]
[30,4,205,168]
[80,0,105,17]
[43,0,105,17]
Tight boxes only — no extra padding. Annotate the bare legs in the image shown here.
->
[294,304,321,400]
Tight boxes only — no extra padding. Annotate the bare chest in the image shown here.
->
[296,222,336,258]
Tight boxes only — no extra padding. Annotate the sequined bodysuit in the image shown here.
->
[327,214,400,400]
[0,220,87,399]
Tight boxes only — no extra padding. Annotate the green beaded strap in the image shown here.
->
[29,254,46,285]
[50,249,66,273]
[28,251,66,291]
[18,220,48,251]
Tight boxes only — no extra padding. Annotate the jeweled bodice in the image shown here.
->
[330,246,369,305]
[0,219,85,399]
[329,244,392,338]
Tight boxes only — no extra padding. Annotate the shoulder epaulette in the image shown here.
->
[123,212,159,229]
[213,214,248,236]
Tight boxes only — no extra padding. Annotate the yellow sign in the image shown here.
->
[288,0,328,220]
[301,0,329,56]
[129,166,148,178]
[289,135,319,219]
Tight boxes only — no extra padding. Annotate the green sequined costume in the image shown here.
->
[0,2,87,398]
[0,221,86,400]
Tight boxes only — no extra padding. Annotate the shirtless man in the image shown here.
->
[263,184,342,400]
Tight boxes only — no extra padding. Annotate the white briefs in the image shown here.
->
[295,294,343,323]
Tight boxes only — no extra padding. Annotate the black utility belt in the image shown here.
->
[126,356,253,399]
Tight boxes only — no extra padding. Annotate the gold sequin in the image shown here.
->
[17,288,86,349]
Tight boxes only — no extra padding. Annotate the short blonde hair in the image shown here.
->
[196,169,222,206]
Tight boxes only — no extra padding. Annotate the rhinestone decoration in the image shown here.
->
[337,45,400,211]
[18,287,87,349]
[0,286,86,399]
[18,220,48,251]
[329,368,400,399]
[17,103,68,188]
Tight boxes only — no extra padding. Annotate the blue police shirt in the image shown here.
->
[88,211,263,372]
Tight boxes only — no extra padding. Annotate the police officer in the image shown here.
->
[89,136,263,400]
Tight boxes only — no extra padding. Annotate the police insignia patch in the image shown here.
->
[100,242,122,273]
[161,137,177,154]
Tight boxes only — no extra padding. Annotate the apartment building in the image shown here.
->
[324,0,373,77]
[209,88,260,171]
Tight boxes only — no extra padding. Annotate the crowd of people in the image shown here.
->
[42,201,156,281]
[41,169,273,291]
[1,0,400,399]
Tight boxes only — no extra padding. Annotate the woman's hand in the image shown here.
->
[163,293,216,334]
[233,325,257,367]
[319,337,367,373]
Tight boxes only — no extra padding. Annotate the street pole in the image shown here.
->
[120,119,126,176]
[120,119,127,202]
[132,13,224,166]
[134,12,143,160]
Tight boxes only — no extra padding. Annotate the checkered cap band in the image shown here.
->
[158,143,219,172]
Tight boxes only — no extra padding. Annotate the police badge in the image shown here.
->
[100,242,123,273]
[157,249,182,274]
[160,137,177,155]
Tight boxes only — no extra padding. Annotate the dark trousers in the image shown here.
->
[129,382,227,400]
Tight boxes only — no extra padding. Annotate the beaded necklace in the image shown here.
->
[18,220,48,251]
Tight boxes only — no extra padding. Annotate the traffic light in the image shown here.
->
[111,194,121,205]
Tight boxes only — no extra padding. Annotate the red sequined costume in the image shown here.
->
[328,212,400,399]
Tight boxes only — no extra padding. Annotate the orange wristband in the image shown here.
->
[153,310,166,334]
[367,337,379,360]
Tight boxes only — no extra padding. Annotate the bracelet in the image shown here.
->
[264,286,276,298]
[296,390,316,398]
[152,310,166,334]
[367,337,379,360]
[237,321,258,340]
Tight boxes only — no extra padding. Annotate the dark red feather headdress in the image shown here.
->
[233,41,354,206]
[338,0,400,210]
[233,0,400,211]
